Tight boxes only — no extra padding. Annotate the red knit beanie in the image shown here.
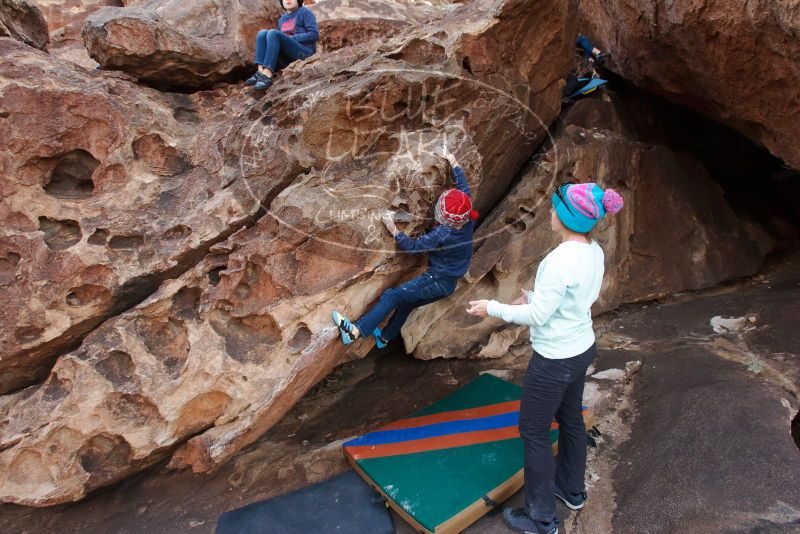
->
[435,189,479,226]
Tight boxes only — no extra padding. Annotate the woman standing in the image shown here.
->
[247,0,319,90]
[466,182,624,534]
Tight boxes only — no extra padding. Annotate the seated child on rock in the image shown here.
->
[332,146,478,348]
[246,0,319,91]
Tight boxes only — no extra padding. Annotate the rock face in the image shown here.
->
[0,0,577,505]
[312,0,457,52]
[35,0,123,68]
[2,257,798,532]
[0,0,49,50]
[401,91,773,360]
[579,0,800,169]
[578,262,800,533]
[82,0,280,89]
[0,37,293,396]
[81,0,458,89]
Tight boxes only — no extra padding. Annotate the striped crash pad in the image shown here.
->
[343,374,594,534]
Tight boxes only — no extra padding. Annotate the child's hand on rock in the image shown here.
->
[438,144,458,166]
[466,300,489,317]
[382,212,398,236]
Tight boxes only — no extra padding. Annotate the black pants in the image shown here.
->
[519,343,597,522]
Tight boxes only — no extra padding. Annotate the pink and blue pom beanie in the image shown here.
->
[552,182,624,233]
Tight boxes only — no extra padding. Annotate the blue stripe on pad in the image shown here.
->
[344,411,520,447]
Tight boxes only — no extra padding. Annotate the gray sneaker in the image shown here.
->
[502,507,558,534]
[554,486,587,510]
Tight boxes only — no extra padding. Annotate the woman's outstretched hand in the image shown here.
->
[466,300,489,317]
[511,288,531,305]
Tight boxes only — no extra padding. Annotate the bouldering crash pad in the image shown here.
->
[343,374,593,533]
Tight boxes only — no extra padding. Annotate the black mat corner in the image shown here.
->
[216,469,395,534]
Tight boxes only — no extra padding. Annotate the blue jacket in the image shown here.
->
[395,166,475,281]
[278,6,320,53]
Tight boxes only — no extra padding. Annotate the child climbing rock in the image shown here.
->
[332,145,478,349]
[466,181,624,534]
[246,0,319,90]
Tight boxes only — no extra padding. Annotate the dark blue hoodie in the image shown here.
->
[277,6,320,53]
[394,166,475,281]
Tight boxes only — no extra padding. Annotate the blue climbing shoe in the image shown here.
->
[502,507,558,534]
[332,310,355,346]
[254,72,273,90]
[372,328,389,349]
[245,72,259,85]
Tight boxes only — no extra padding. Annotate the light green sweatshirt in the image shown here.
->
[486,240,604,359]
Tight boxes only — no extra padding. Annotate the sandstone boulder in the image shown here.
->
[0,0,49,50]
[401,90,773,360]
[579,0,800,169]
[0,0,577,505]
[35,0,123,68]
[83,0,280,89]
[82,0,459,89]
[0,37,297,396]
[312,0,457,52]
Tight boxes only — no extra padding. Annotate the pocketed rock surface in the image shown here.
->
[0,254,796,533]
[580,0,800,170]
[1,0,577,505]
[1,0,796,512]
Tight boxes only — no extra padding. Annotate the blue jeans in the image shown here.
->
[520,344,597,522]
[354,272,457,342]
[255,29,313,72]
[576,34,595,58]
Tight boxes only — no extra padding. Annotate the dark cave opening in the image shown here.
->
[592,74,800,453]
[663,104,799,253]
[598,73,800,253]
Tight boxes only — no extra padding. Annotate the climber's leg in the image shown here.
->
[380,296,439,342]
[576,34,595,58]
[351,287,405,341]
[248,29,272,83]
[356,272,455,342]
[254,29,272,66]
[576,33,608,64]
[262,31,313,78]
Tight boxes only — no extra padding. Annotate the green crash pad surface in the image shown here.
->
[344,374,591,532]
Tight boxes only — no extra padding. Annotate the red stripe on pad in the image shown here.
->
[379,400,521,431]
[345,406,592,460]
[346,426,521,460]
